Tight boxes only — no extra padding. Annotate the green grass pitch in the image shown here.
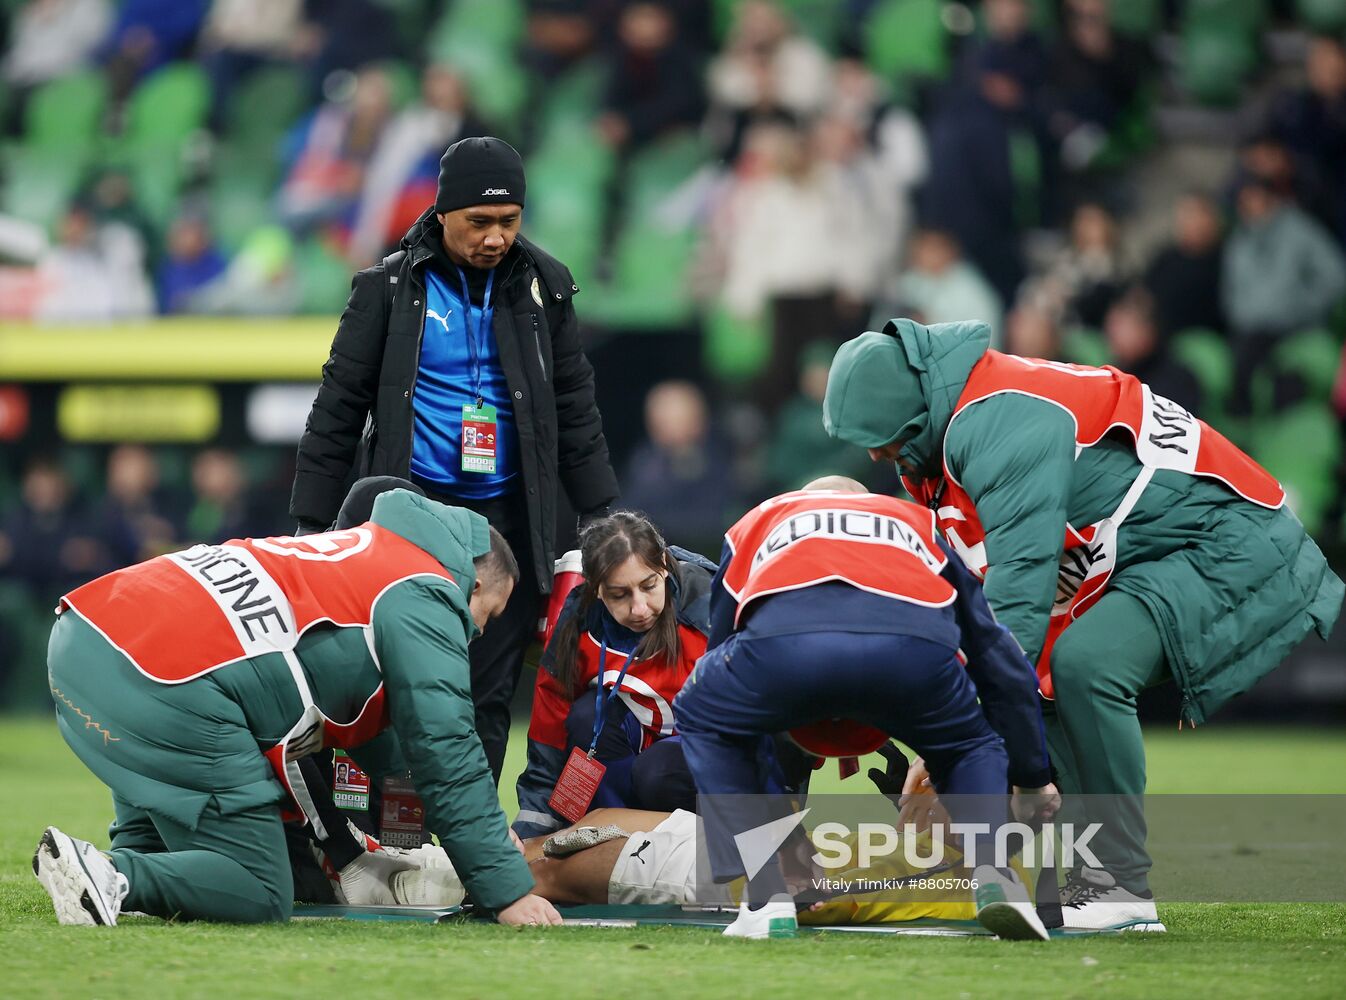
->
[4,717,1344,999]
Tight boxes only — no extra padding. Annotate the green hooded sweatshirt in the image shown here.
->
[48,489,533,912]
[824,319,1344,724]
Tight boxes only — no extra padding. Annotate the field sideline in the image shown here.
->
[4,717,1344,999]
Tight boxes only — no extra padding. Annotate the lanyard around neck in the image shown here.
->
[589,639,639,756]
[454,266,495,406]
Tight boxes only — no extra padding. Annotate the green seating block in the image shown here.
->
[296,237,354,315]
[1111,0,1164,36]
[1249,405,1340,537]
[1170,328,1234,415]
[1296,0,1346,31]
[1184,0,1268,34]
[704,304,770,383]
[0,146,86,229]
[226,64,309,151]
[1060,327,1111,368]
[24,70,106,147]
[125,62,210,144]
[1180,26,1258,106]
[864,0,950,81]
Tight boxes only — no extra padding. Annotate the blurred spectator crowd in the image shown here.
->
[2,0,1346,706]
[0,443,291,704]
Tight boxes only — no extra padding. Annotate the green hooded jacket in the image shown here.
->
[824,319,1344,724]
[48,490,533,912]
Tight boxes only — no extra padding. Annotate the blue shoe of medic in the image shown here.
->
[723,900,798,939]
[33,826,129,926]
[973,864,1050,941]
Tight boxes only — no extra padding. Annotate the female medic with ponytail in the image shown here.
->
[512,512,717,839]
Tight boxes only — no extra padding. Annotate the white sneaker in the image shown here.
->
[1061,868,1165,931]
[391,865,466,907]
[973,865,1050,941]
[722,900,797,939]
[33,827,129,926]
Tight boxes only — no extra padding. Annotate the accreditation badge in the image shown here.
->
[379,772,427,848]
[461,403,498,474]
[332,750,370,812]
[548,747,607,823]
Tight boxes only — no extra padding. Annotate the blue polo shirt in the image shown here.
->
[409,266,519,497]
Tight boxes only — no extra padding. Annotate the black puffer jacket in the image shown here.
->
[291,209,619,591]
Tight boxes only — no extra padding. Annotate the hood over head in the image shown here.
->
[369,489,492,636]
[824,318,992,478]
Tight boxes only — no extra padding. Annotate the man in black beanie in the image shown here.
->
[291,136,619,782]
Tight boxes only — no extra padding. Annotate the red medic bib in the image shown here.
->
[903,351,1284,699]
[722,490,956,625]
[59,525,456,824]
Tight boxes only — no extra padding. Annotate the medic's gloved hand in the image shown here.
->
[335,848,419,906]
[867,742,911,801]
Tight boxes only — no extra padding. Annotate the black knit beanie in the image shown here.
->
[434,136,526,214]
[335,476,427,529]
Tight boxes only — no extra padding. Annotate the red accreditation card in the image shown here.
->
[379,773,426,848]
[548,747,607,823]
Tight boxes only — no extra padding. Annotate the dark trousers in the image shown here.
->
[416,485,542,783]
[674,625,1010,882]
[563,693,697,814]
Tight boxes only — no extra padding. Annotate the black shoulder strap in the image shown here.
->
[381,250,407,319]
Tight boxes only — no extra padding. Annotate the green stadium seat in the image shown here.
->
[776,0,843,47]
[1060,328,1111,367]
[1090,83,1158,170]
[155,446,192,494]
[704,304,771,383]
[623,133,707,217]
[1251,328,1344,412]
[1184,0,1268,34]
[1249,404,1340,537]
[1180,25,1258,106]
[239,445,282,487]
[1296,0,1346,31]
[863,0,950,81]
[1170,328,1234,415]
[532,60,606,149]
[586,220,696,330]
[378,58,419,112]
[530,131,615,189]
[1111,0,1163,36]
[435,43,528,135]
[120,144,185,230]
[125,62,210,144]
[434,0,525,51]
[0,145,86,230]
[522,165,604,290]
[1008,128,1042,227]
[208,176,273,255]
[24,70,106,148]
[61,445,102,502]
[225,64,309,151]
[296,237,355,315]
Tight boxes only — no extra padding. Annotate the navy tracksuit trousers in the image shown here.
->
[674,617,1010,882]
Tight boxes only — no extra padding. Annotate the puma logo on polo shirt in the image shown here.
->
[426,308,452,332]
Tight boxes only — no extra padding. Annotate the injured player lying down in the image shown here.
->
[338,806,1014,930]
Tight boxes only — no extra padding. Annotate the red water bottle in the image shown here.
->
[536,549,584,648]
